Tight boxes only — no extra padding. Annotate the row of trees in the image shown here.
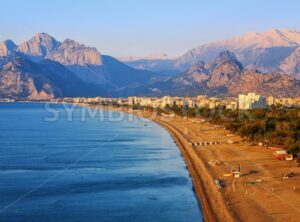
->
[155,105,300,158]
[120,103,299,158]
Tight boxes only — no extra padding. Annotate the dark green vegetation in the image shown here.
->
[85,101,300,161]
[132,104,300,159]
[218,107,299,157]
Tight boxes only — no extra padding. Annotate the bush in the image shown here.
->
[288,145,300,156]
[265,118,276,132]
[162,106,300,149]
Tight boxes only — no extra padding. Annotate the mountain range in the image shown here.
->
[0,30,300,99]
[0,33,159,99]
[125,51,300,97]
[125,29,300,80]
[120,53,176,62]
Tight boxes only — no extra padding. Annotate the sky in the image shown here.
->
[0,0,300,57]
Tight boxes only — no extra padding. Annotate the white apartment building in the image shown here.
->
[161,96,175,107]
[128,96,139,106]
[238,93,267,110]
[187,98,195,109]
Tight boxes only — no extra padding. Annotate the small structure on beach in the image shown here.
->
[160,113,175,118]
[191,141,222,147]
[227,139,234,144]
[214,125,225,129]
[208,160,223,166]
[215,179,222,189]
[273,150,290,160]
[230,164,242,178]
[232,171,242,178]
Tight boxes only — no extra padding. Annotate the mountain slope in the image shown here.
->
[0,56,107,99]
[131,51,300,97]
[0,57,59,99]
[15,33,159,90]
[1,33,300,99]
[120,53,176,62]
[121,53,178,76]
[18,33,60,60]
[177,29,300,65]
[0,40,17,57]
[124,29,300,79]
[207,51,243,88]
[46,38,102,66]
[280,47,300,79]
[124,59,177,76]
[228,70,300,97]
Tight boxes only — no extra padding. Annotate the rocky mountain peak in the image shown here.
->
[33,32,56,41]
[207,51,243,88]
[46,38,102,66]
[264,28,283,36]
[173,29,300,74]
[172,60,209,86]
[61,38,81,47]
[0,40,17,56]
[16,34,103,66]
[149,49,300,98]
[212,50,243,70]
[17,33,59,58]
[3,40,17,50]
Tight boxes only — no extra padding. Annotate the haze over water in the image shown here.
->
[0,103,202,222]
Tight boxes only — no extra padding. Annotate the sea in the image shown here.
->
[0,102,202,222]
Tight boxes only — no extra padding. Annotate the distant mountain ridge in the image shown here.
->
[15,33,158,88]
[122,53,178,76]
[0,33,159,99]
[120,53,177,62]
[127,50,300,98]
[0,40,17,57]
[124,29,300,79]
[280,47,300,79]
[1,31,300,99]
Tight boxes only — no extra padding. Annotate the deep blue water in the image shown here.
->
[0,103,202,222]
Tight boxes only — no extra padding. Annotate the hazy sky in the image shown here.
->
[1,0,300,57]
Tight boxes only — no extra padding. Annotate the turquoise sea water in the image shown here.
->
[0,103,202,222]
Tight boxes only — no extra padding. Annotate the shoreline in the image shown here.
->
[84,105,299,222]
[87,105,234,221]
[14,101,297,222]
[154,118,227,221]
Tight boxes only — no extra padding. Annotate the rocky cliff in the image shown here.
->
[0,56,107,99]
[0,40,17,57]
[280,47,300,80]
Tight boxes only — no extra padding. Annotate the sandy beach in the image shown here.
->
[86,105,300,222]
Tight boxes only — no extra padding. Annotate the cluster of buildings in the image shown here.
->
[54,93,300,110]
[266,96,300,107]
[0,98,16,102]
[127,95,239,110]
[238,93,267,110]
